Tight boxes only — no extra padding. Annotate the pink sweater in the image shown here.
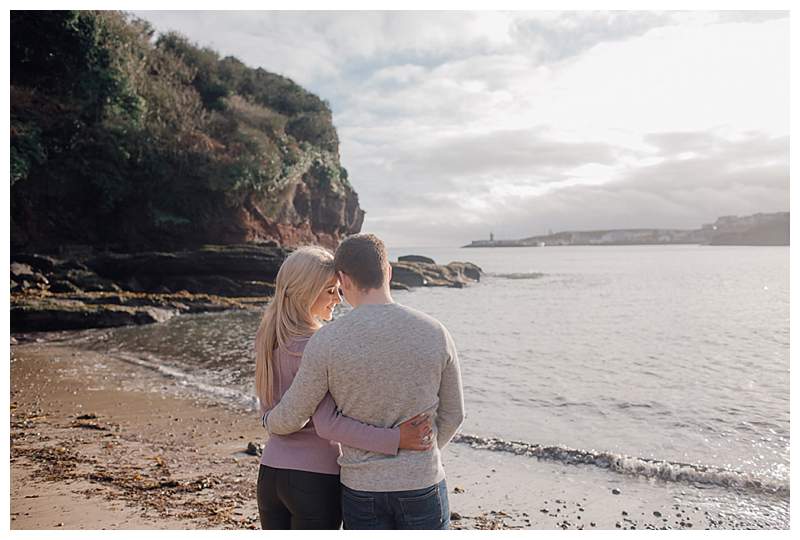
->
[260,335,401,475]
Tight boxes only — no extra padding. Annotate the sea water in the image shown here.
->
[69,245,789,526]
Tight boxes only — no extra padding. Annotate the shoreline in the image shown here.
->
[10,338,787,530]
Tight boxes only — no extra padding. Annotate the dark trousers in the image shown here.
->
[341,479,450,530]
[256,464,342,529]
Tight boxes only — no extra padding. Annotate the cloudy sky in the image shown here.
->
[133,10,789,247]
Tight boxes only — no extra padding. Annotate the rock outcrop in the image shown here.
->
[398,255,436,265]
[10,245,283,332]
[86,244,285,296]
[11,298,177,332]
[11,248,484,332]
[390,256,483,290]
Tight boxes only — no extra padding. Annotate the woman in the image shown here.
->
[255,246,433,530]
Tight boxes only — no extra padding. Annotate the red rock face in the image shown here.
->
[233,173,365,250]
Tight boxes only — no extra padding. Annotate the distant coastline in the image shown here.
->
[464,212,789,248]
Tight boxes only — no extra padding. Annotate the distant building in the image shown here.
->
[490,232,494,242]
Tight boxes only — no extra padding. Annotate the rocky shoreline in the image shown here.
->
[11,244,482,332]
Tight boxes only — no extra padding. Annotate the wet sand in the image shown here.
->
[10,339,780,530]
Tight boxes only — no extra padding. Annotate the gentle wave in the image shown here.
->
[111,351,260,411]
[453,433,789,498]
[94,348,790,500]
[487,272,546,280]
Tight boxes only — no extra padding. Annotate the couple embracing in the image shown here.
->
[255,233,465,530]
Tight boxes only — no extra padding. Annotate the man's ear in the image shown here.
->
[387,263,393,284]
[338,271,351,290]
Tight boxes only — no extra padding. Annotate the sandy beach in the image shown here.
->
[10,336,780,530]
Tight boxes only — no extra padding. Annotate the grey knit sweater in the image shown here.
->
[266,302,465,491]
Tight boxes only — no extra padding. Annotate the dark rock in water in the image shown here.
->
[653,511,662,517]
[246,441,264,456]
[612,488,621,495]
[10,298,177,332]
[399,255,436,265]
[390,260,482,289]
[448,261,483,282]
[391,263,427,288]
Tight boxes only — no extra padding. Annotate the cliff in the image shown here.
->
[10,11,363,254]
[706,213,789,246]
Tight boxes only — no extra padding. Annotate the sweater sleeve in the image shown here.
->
[266,333,330,435]
[435,327,465,449]
[312,393,400,456]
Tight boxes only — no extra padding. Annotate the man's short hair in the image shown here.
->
[334,233,388,290]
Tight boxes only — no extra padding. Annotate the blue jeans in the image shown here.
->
[341,479,449,530]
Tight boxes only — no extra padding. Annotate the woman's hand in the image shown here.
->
[398,413,434,451]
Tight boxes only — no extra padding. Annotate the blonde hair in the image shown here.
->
[255,246,335,408]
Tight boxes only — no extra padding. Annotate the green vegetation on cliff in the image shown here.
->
[11,10,357,252]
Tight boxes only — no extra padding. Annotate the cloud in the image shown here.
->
[713,11,789,24]
[395,129,617,179]
[510,11,673,63]
[353,131,788,246]
[130,11,790,247]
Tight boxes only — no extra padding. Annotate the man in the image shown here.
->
[266,233,465,530]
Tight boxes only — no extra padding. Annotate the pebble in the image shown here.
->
[612,488,621,495]
[450,512,462,521]
[245,442,263,456]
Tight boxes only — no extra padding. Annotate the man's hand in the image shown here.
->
[398,413,434,451]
